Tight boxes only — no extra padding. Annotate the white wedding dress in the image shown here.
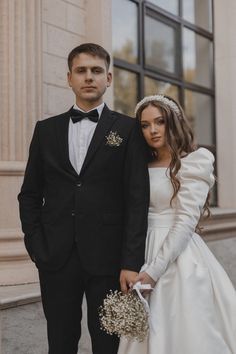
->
[118,148,236,354]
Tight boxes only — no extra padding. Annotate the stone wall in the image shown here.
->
[43,0,86,117]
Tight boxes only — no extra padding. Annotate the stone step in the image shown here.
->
[201,208,236,241]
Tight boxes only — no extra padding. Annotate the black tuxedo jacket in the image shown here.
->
[18,105,149,275]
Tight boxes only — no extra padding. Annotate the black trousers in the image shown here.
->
[38,248,120,354]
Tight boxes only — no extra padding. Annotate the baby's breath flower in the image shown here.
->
[99,290,149,342]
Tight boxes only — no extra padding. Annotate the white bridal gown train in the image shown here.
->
[118,148,236,354]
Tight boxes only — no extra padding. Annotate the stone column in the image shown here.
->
[214,0,236,208]
[0,0,42,285]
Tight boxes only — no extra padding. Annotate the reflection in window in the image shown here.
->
[114,67,137,117]
[183,0,212,32]
[183,28,213,88]
[112,0,138,64]
[145,16,176,74]
[144,77,179,101]
[149,0,178,15]
[185,90,213,146]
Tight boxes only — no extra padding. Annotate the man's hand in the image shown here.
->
[120,269,138,294]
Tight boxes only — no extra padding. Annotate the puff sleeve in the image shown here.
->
[145,148,215,282]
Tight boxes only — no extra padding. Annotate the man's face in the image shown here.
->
[67,53,112,109]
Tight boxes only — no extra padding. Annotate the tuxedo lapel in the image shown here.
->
[55,109,78,178]
[79,105,117,176]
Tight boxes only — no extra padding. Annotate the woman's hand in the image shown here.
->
[134,272,156,295]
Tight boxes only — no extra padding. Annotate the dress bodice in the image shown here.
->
[149,168,173,215]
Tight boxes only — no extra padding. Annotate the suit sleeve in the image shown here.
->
[121,119,150,272]
[18,122,44,257]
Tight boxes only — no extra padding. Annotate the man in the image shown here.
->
[18,43,149,354]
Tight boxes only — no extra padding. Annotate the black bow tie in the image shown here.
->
[70,108,99,123]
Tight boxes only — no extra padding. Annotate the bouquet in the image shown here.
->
[99,282,151,342]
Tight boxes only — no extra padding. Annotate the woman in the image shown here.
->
[118,95,236,354]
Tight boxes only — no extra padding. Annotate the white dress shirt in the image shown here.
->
[68,102,105,174]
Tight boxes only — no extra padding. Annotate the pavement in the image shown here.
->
[1,236,236,354]
[1,299,91,354]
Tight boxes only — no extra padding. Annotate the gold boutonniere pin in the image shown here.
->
[105,131,123,147]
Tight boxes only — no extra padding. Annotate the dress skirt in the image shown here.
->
[118,215,236,354]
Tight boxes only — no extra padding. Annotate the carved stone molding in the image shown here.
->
[0,227,38,285]
[0,161,26,176]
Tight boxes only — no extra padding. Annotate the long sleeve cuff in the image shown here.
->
[145,257,167,282]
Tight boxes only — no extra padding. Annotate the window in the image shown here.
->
[182,0,212,31]
[144,77,179,101]
[185,90,214,146]
[149,0,179,15]
[145,15,177,74]
[183,28,213,88]
[112,0,216,204]
[113,68,138,117]
[112,0,138,64]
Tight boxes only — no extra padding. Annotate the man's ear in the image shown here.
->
[107,72,112,87]
[67,71,72,87]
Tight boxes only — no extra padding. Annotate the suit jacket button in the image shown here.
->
[71,211,75,216]
[76,182,82,187]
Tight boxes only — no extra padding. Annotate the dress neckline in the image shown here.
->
[148,151,194,170]
[148,166,168,170]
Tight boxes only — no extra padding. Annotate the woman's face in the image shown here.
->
[140,104,167,152]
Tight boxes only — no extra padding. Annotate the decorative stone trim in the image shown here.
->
[0,162,26,176]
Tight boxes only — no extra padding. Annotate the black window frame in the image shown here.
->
[113,0,216,204]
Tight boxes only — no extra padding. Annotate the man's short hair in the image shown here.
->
[68,43,111,71]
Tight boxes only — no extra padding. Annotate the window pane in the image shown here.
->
[145,16,176,74]
[183,0,212,32]
[183,28,213,88]
[149,0,178,15]
[144,77,179,101]
[114,68,138,116]
[112,0,138,64]
[185,90,214,145]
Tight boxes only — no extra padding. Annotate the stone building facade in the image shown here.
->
[0,0,236,286]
